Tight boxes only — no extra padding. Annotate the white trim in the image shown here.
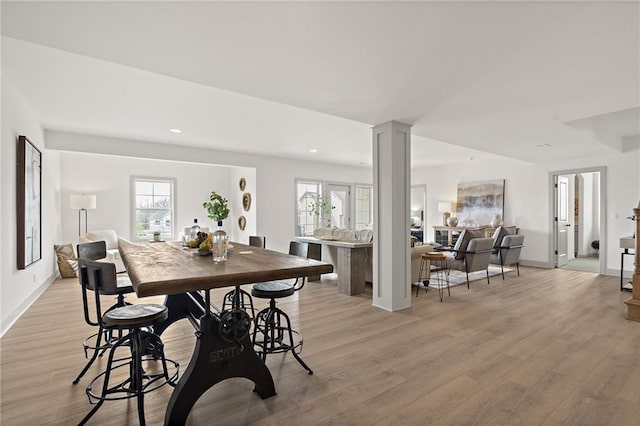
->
[549,166,607,274]
[0,272,57,338]
[130,176,177,242]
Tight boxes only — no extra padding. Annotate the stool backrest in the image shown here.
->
[249,236,266,248]
[288,241,309,291]
[289,241,308,258]
[78,258,118,327]
[78,258,119,294]
[77,241,107,261]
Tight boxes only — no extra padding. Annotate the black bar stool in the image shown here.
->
[221,236,266,317]
[77,259,179,425]
[73,241,135,384]
[251,241,313,374]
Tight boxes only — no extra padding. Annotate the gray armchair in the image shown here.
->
[444,237,494,289]
[490,234,525,279]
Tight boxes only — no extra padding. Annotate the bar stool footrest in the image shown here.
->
[86,356,179,404]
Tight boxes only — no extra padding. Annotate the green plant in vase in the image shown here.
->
[203,191,230,222]
[308,194,334,227]
[203,191,230,262]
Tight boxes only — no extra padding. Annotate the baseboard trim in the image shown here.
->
[606,268,633,278]
[0,273,58,338]
[520,259,553,269]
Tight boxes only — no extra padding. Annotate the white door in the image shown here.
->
[555,175,570,267]
[327,184,351,228]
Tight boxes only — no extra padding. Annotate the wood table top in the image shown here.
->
[119,240,334,298]
[422,252,446,260]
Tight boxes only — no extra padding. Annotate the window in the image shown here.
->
[295,180,323,236]
[131,177,176,241]
[355,185,373,230]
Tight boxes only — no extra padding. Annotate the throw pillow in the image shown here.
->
[492,225,517,248]
[54,243,78,278]
[453,228,484,260]
[504,226,517,235]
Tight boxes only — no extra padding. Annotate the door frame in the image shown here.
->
[326,182,353,229]
[549,166,606,274]
[554,174,571,268]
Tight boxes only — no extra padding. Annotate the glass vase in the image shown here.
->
[212,221,228,263]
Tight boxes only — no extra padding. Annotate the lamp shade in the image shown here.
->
[70,194,96,210]
[437,202,452,213]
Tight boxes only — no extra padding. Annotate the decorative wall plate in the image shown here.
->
[242,193,252,212]
[238,215,246,231]
[239,177,246,191]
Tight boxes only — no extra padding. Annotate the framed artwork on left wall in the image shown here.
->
[17,135,42,269]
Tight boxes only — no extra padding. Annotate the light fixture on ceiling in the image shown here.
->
[169,128,182,134]
[309,149,318,153]
[535,143,552,148]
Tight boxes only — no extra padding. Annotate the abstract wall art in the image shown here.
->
[455,179,505,227]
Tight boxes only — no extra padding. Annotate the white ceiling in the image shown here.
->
[2,1,639,167]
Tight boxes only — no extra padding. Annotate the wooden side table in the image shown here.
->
[417,252,450,302]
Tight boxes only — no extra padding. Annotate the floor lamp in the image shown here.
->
[70,194,96,236]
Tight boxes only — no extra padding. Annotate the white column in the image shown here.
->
[372,121,412,311]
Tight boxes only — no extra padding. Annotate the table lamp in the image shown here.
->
[70,194,96,236]
[438,202,452,226]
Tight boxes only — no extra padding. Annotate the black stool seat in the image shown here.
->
[104,304,168,328]
[252,281,295,299]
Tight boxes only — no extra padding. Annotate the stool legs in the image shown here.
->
[74,296,130,385]
[79,329,178,425]
[417,257,450,302]
[253,299,313,375]
[433,262,450,302]
[417,258,431,297]
[222,288,255,318]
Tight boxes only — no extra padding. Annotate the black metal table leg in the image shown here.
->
[153,293,207,336]
[164,314,276,425]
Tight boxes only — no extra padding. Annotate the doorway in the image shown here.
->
[326,183,351,228]
[551,167,605,274]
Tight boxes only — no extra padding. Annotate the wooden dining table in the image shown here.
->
[119,240,333,425]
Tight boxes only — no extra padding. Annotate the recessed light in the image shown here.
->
[169,128,182,134]
[309,149,318,153]
[535,143,552,148]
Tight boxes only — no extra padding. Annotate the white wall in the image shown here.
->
[48,130,372,253]
[413,158,550,266]
[228,167,257,243]
[413,149,639,275]
[58,152,241,244]
[1,77,62,336]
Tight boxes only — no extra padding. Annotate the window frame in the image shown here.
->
[130,176,177,242]
[294,178,324,237]
[354,183,373,230]
[295,179,373,236]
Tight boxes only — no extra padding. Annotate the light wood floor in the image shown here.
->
[2,266,640,425]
